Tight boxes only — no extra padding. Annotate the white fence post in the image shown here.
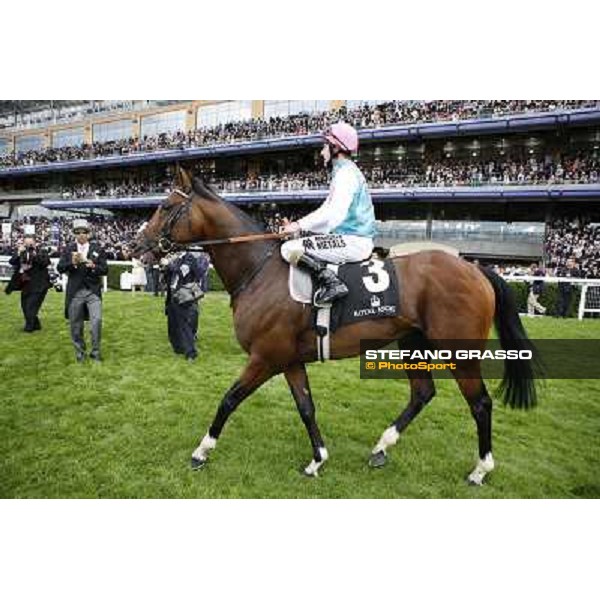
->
[578,284,588,321]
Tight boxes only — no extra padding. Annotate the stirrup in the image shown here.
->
[313,282,348,307]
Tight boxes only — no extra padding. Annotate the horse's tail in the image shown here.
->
[480,267,542,409]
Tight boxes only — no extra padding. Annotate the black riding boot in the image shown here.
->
[296,253,349,305]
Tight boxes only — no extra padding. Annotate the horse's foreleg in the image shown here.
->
[284,363,328,477]
[191,356,274,470]
[369,371,436,468]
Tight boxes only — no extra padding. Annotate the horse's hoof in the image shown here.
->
[191,457,207,470]
[301,465,320,477]
[369,450,387,468]
[467,476,483,486]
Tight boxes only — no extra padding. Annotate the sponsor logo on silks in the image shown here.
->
[314,235,346,250]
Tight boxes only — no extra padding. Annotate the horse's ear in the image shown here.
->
[174,164,193,192]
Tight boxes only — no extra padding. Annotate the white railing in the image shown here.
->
[503,275,600,320]
[3,255,600,319]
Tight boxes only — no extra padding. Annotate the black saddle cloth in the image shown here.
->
[313,258,400,334]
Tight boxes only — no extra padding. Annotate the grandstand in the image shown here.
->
[2,99,600,297]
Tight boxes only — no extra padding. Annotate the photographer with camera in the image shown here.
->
[6,234,51,332]
[57,219,108,363]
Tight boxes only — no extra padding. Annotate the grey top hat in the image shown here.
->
[72,219,90,233]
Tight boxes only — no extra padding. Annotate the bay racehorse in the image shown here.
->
[131,166,540,485]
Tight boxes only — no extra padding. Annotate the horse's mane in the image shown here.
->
[192,177,267,235]
[192,177,223,202]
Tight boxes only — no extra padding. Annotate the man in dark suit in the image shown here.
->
[557,257,581,318]
[57,219,108,362]
[7,234,51,332]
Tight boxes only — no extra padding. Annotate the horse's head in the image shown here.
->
[130,166,210,262]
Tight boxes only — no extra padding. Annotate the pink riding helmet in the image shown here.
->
[323,122,359,153]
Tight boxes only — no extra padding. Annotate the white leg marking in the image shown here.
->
[373,426,400,455]
[192,433,217,462]
[304,447,329,477]
[468,452,495,485]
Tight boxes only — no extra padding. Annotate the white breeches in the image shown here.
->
[281,234,374,265]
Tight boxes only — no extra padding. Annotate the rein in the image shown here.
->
[160,231,287,253]
[191,231,287,248]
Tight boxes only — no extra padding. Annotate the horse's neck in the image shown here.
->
[200,201,277,296]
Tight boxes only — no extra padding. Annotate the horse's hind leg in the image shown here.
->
[369,370,436,468]
[284,363,328,477]
[191,355,275,469]
[452,363,494,485]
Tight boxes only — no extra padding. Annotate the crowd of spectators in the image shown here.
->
[545,216,600,278]
[0,215,146,260]
[2,100,598,169]
[208,171,330,193]
[369,154,600,187]
[343,100,597,128]
[49,154,600,200]
[60,180,171,199]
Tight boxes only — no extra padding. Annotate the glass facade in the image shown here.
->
[92,119,133,143]
[52,127,84,148]
[431,221,544,243]
[376,220,428,242]
[264,100,330,119]
[197,101,252,128]
[141,110,186,137]
[15,135,44,153]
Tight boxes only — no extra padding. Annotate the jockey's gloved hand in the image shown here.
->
[279,219,301,239]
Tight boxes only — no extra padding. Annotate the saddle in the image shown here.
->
[289,258,400,361]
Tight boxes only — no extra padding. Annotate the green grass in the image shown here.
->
[1,289,599,498]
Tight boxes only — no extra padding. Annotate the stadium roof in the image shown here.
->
[0,100,89,118]
[0,100,192,119]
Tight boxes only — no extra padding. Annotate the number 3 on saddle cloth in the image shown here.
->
[288,258,401,361]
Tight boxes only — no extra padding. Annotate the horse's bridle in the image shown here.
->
[154,188,193,253]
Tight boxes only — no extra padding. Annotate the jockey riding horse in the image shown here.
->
[279,122,375,306]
